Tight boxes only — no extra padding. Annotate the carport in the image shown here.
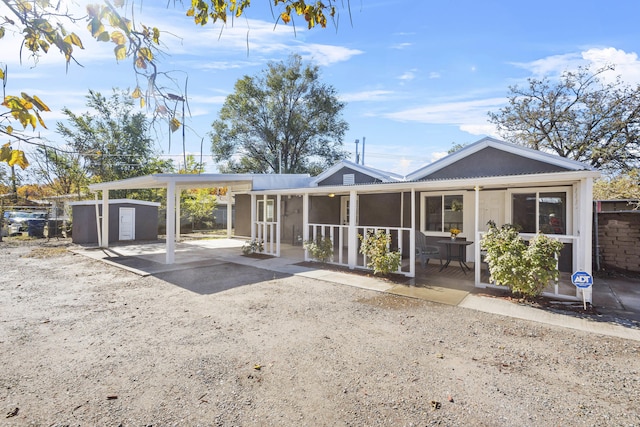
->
[89,173,311,264]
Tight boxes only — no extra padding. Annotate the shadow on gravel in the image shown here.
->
[152,262,291,295]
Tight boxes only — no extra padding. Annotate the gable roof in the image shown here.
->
[310,160,403,186]
[406,137,596,182]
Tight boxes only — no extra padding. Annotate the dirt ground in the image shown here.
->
[1,238,640,426]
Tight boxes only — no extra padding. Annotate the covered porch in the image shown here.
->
[250,170,597,303]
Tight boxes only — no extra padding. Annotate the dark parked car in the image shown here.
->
[4,211,48,236]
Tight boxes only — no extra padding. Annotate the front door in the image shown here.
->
[119,207,135,241]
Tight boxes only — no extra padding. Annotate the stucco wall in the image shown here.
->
[597,212,640,273]
[235,194,252,237]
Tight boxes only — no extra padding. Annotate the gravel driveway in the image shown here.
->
[1,239,639,426]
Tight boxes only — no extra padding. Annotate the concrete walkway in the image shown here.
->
[73,239,640,342]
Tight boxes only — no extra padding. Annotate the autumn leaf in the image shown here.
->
[114,44,126,60]
[170,117,181,132]
[131,87,142,98]
[110,30,125,45]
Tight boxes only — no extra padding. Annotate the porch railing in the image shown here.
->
[307,223,413,276]
[477,231,580,301]
[255,221,278,256]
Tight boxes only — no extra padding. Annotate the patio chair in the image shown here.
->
[416,231,441,268]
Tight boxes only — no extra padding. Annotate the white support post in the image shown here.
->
[250,194,257,242]
[409,189,415,278]
[175,187,181,243]
[579,177,594,304]
[226,190,233,238]
[101,189,109,248]
[94,192,102,247]
[474,185,481,287]
[348,190,358,269]
[166,181,176,264]
[276,194,281,257]
[303,193,309,261]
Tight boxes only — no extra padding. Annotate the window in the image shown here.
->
[257,199,274,222]
[422,194,464,233]
[511,191,567,235]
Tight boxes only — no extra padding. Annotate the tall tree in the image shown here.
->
[210,54,349,174]
[56,89,172,183]
[30,147,88,196]
[488,65,640,173]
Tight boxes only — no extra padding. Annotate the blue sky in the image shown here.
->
[4,0,640,177]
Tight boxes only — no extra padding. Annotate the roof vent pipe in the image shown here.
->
[361,137,365,165]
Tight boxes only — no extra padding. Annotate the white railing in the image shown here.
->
[477,231,580,301]
[255,221,278,256]
[308,223,413,276]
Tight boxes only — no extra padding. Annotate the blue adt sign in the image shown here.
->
[571,271,593,289]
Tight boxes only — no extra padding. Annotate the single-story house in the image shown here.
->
[88,137,600,302]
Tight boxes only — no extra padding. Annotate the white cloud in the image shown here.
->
[296,43,363,66]
[512,47,640,85]
[398,70,416,82]
[391,42,412,50]
[428,71,441,79]
[382,97,506,130]
[340,90,394,102]
[581,48,640,85]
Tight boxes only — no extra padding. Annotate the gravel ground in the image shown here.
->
[1,238,639,426]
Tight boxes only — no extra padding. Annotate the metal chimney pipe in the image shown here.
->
[361,137,365,165]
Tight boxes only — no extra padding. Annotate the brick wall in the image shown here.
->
[597,212,640,273]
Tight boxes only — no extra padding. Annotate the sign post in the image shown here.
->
[571,271,593,310]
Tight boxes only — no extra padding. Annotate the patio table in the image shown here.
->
[437,239,474,274]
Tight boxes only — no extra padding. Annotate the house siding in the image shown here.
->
[422,147,569,180]
[316,167,383,186]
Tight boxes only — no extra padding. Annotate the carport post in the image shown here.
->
[175,187,181,243]
[166,181,176,264]
[101,189,109,248]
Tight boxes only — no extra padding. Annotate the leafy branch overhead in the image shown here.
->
[0,0,341,166]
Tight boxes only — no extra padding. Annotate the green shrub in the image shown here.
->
[481,223,564,298]
[304,236,334,263]
[359,230,402,275]
[241,240,264,255]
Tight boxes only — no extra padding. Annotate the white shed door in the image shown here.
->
[119,207,135,241]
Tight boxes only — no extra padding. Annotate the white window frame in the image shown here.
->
[257,199,275,222]
[420,191,466,237]
[506,186,573,237]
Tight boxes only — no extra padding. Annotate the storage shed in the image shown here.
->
[70,199,160,244]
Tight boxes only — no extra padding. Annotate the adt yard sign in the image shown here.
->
[572,271,593,289]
